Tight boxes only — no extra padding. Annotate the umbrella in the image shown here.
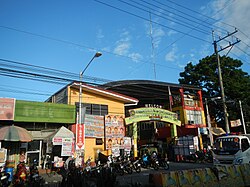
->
[0,125,33,142]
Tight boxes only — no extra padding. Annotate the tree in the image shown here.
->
[179,55,250,132]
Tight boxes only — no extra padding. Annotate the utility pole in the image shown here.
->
[212,29,240,134]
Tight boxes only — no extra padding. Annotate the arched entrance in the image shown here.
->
[125,107,181,157]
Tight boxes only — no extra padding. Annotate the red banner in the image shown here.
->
[76,124,84,150]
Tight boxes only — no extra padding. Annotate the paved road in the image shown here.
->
[116,162,214,186]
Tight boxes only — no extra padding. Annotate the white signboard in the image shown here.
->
[230,119,242,127]
[61,138,73,156]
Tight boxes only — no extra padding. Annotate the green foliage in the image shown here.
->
[179,55,250,131]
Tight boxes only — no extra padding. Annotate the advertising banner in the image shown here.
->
[61,138,73,156]
[105,115,125,150]
[124,137,131,151]
[76,124,84,150]
[85,114,104,138]
[125,107,181,126]
[0,98,15,120]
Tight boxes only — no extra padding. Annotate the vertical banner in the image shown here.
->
[76,124,84,150]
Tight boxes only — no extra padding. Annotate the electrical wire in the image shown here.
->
[161,0,237,29]
[94,0,211,43]
[119,0,211,35]
[0,58,112,83]
[149,0,228,34]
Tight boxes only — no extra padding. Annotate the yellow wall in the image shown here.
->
[68,87,124,114]
[172,106,184,125]
[67,86,125,160]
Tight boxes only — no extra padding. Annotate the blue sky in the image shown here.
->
[0,0,250,102]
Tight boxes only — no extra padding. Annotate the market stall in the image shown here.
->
[45,126,75,167]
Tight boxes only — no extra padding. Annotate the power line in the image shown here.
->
[234,46,250,58]
[161,0,237,29]
[150,0,228,34]
[0,58,112,83]
[0,26,183,72]
[94,0,211,43]
[119,0,211,35]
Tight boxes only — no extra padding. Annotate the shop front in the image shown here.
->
[45,126,75,166]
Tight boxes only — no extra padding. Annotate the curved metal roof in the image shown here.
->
[100,80,201,100]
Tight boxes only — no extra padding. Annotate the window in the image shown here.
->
[76,102,108,116]
[241,138,250,152]
[186,110,202,124]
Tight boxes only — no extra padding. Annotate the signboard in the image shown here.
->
[112,146,120,157]
[105,115,125,150]
[52,137,62,145]
[230,119,242,127]
[124,137,132,151]
[0,148,7,167]
[0,98,15,120]
[125,107,181,126]
[85,114,104,138]
[76,124,84,150]
[61,138,73,156]
[14,100,75,123]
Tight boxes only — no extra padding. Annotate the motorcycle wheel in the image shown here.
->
[161,161,169,170]
[126,167,133,174]
[117,168,124,176]
[153,163,159,170]
[134,165,141,173]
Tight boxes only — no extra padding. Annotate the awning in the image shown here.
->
[210,127,226,136]
[46,126,74,145]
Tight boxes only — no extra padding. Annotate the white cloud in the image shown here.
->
[96,29,104,39]
[114,42,130,56]
[210,0,250,55]
[128,53,143,63]
[113,30,131,55]
[165,46,178,62]
[167,30,177,37]
[113,29,143,62]
[152,27,165,48]
[145,19,166,49]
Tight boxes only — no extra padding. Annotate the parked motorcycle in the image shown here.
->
[0,166,10,187]
[121,156,133,174]
[140,152,159,170]
[13,161,28,187]
[159,157,170,170]
[29,159,44,187]
[129,157,141,173]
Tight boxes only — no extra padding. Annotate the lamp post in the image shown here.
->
[205,98,213,146]
[77,52,102,152]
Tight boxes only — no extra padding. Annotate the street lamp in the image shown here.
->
[77,52,102,151]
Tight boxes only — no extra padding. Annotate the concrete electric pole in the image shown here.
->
[212,29,240,134]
